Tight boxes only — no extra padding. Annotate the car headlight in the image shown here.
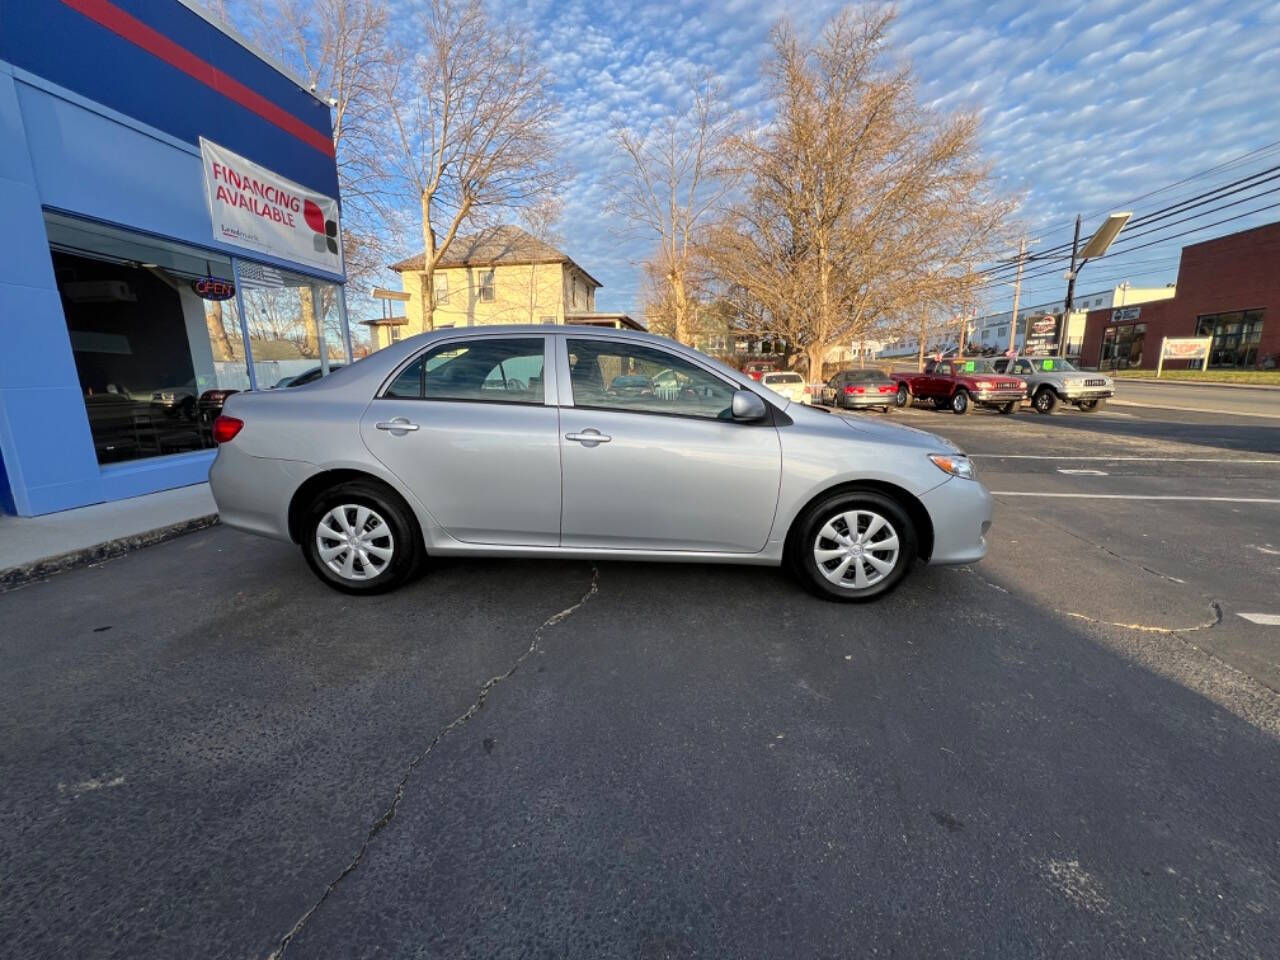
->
[929,453,976,480]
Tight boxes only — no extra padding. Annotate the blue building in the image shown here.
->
[0,0,350,516]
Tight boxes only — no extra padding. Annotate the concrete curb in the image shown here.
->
[0,514,220,591]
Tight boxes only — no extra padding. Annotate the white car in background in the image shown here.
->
[760,370,812,404]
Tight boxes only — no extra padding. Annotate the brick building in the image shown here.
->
[1080,221,1280,370]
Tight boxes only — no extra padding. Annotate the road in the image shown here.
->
[2,400,1280,959]
[1112,377,1280,419]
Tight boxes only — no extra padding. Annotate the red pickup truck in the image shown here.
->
[891,358,1027,415]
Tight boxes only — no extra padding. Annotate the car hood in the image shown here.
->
[794,404,960,452]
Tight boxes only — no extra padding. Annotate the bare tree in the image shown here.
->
[383,0,562,328]
[704,6,1013,378]
[611,78,737,345]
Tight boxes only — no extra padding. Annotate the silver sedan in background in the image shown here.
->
[209,326,992,602]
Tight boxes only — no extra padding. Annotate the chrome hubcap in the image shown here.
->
[316,504,394,581]
[813,510,900,590]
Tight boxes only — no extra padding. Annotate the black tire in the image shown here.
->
[1032,387,1058,414]
[301,481,423,595]
[998,400,1018,415]
[1078,398,1105,412]
[951,389,972,415]
[895,383,911,407]
[788,490,918,602]
[882,404,893,414]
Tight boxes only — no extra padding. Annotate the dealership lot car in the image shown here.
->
[992,355,1114,413]
[822,368,898,411]
[210,327,992,601]
[760,370,812,404]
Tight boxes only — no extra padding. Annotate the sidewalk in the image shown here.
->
[0,483,219,588]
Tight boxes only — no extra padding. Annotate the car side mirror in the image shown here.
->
[731,389,767,422]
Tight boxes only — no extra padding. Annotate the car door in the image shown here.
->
[557,336,782,553]
[360,335,561,546]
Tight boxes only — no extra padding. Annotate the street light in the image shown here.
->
[1061,211,1131,355]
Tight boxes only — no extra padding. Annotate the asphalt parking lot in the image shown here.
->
[3,393,1280,959]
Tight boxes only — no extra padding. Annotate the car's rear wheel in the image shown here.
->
[302,481,422,594]
[951,390,972,415]
[895,383,911,407]
[882,404,893,414]
[1033,387,1058,414]
[789,491,917,602]
[998,400,1018,415]
[1078,398,1105,412]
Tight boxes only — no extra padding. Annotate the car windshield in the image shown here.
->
[955,359,997,374]
[1033,358,1077,371]
[845,369,888,381]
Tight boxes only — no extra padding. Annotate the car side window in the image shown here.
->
[566,338,737,420]
[385,338,544,404]
[935,362,951,375]
[1014,360,1033,374]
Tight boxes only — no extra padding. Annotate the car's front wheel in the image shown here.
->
[1033,387,1058,414]
[951,389,972,415]
[302,481,423,594]
[1078,398,1105,412]
[789,491,917,602]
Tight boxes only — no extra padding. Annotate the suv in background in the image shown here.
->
[993,356,1113,413]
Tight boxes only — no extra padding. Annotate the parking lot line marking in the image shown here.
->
[1057,468,1109,475]
[1238,613,1280,626]
[991,493,1280,503]
[1110,400,1280,420]
[973,455,1280,463]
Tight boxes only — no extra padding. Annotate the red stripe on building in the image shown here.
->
[59,0,335,158]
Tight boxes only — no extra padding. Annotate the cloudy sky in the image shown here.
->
[511,0,1280,319]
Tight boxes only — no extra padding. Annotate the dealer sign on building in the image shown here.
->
[200,138,342,275]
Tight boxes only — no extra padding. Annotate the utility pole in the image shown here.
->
[1060,214,1082,357]
[1008,236,1026,354]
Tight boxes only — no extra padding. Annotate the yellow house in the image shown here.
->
[372,225,641,348]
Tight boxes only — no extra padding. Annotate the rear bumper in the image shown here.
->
[838,394,894,407]
[921,477,992,565]
[209,443,313,542]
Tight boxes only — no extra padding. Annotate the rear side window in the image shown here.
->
[383,338,545,404]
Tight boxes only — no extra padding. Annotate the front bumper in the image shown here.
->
[973,389,1026,403]
[920,477,993,565]
[1062,388,1114,400]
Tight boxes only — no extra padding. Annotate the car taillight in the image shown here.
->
[845,385,865,394]
[212,415,243,443]
[878,385,893,393]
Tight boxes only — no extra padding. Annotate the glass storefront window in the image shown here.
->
[236,261,347,389]
[46,212,347,465]
[1100,322,1146,369]
[1196,310,1265,368]
[46,212,251,464]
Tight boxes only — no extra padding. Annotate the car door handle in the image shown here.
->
[375,418,420,433]
[565,429,611,445]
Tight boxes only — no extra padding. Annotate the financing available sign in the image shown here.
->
[200,138,342,274]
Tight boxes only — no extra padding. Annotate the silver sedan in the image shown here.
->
[209,326,992,602]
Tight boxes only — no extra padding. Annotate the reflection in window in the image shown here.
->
[237,261,346,389]
[567,339,736,419]
[385,338,544,404]
[1196,310,1265,368]
[46,213,250,464]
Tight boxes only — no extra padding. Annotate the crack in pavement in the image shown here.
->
[1064,602,1224,635]
[266,563,600,960]
[1007,507,1187,584]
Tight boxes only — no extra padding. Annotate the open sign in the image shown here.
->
[191,276,236,301]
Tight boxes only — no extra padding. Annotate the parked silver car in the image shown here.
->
[209,326,992,601]
[992,355,1114,413]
